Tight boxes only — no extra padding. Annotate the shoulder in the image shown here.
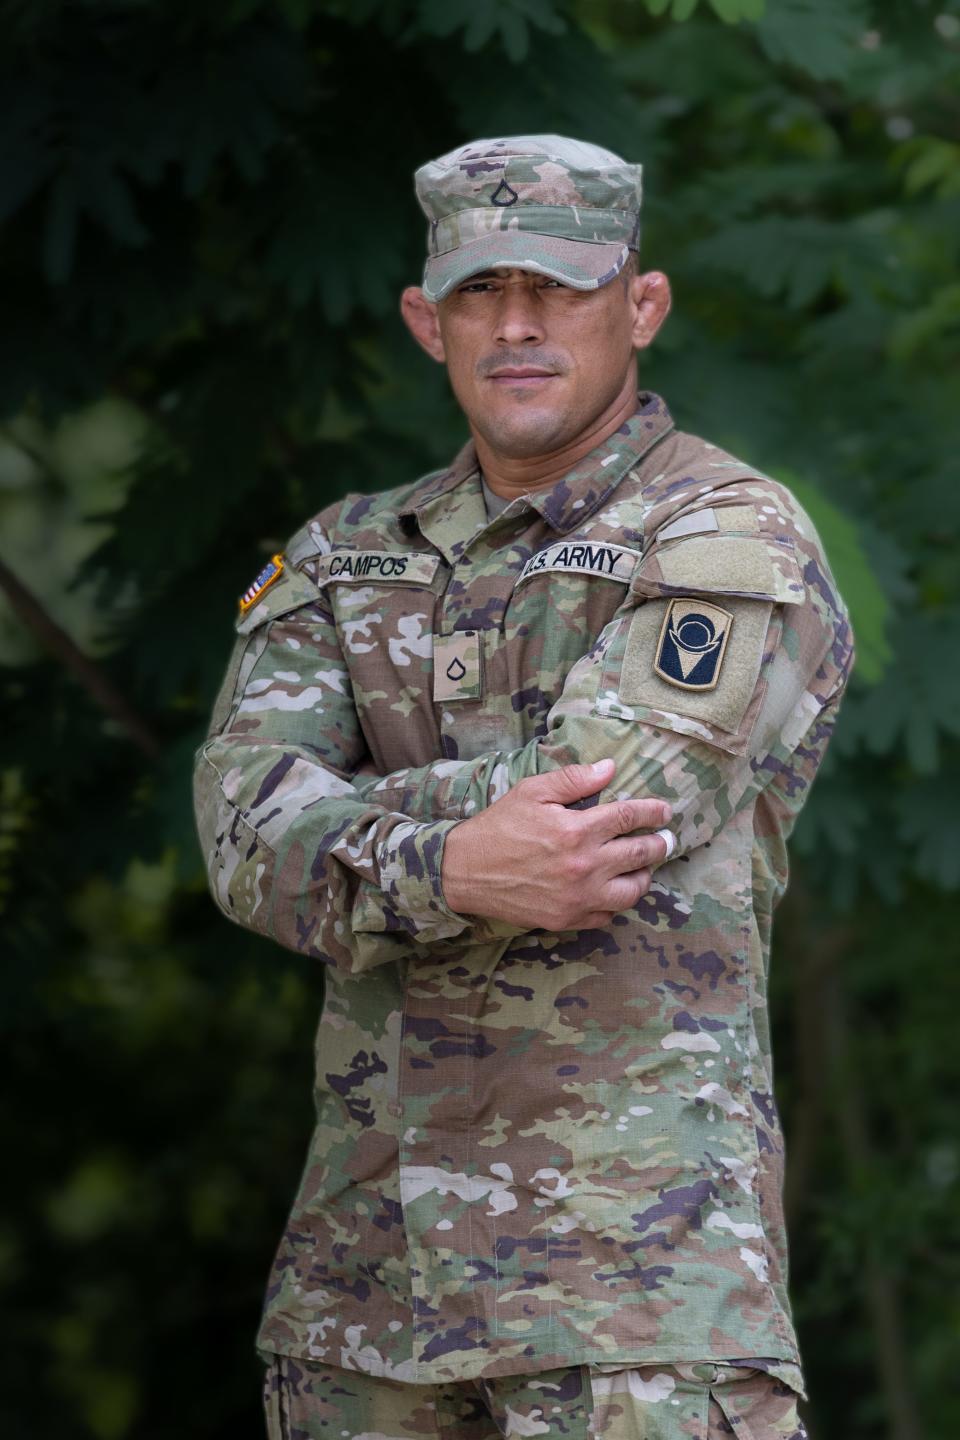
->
[233,462,453,632]
[637,429,818,550]
[283,465,452,568]
[625,430,853,692]
[636,431,840,602]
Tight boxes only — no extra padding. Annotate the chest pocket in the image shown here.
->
[315,549,447,771]
[317,550,444,670]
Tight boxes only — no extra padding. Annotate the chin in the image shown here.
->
[479,405,573,458]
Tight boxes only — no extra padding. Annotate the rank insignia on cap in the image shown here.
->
[654,597,733,691]
[239,554,284,615]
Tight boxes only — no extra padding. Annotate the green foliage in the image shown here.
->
[756,0,869,81]
[644,0,766,22]
[1,0,958,1436]
[776,471,891,683]
[415,0,567,62]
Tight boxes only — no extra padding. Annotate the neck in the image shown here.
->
[475,375,639,501]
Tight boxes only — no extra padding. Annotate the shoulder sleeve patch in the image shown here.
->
[235,560,324,635]
[239,554,284,615]
[654,598,733,691]
[614,595,775,740]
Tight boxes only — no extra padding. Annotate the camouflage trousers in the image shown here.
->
[261,1355,807,1440]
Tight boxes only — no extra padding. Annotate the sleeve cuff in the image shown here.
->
[352,819,470,942]
[351,817,531,952]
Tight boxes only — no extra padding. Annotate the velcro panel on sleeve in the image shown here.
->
[236,566,325,635]
[715,504,761,534]
[599,596,776,751]
[632,535,804,605]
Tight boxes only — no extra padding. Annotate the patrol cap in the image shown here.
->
[415,134,642,303]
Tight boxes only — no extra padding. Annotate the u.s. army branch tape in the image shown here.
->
[515,540,640,586]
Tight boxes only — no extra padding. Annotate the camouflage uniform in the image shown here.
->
[193,138,851,1435]
[262,1354,808,1440]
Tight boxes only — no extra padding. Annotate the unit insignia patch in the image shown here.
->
[654,597,733,692]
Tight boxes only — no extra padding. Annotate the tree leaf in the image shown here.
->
[774,470,892,684]
[709,0,767,20]
[756,0,869,81]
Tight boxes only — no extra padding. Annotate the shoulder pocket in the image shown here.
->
[206,565,325,737]
[632,534,805,606]
[600,596,778,752]
[598,536,803,754]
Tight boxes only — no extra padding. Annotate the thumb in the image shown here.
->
[523,759,615,806]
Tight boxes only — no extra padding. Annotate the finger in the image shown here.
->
[586,794,673,841]
[599,832,670,875]
[601,868,654,912]
[579,912,618,930]
[521,759,614,806]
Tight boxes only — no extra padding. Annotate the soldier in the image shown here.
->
[194,135,852,1440]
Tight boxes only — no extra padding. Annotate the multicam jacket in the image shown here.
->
[194,393,853,1391]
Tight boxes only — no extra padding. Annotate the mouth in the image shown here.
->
[486,367,558,387]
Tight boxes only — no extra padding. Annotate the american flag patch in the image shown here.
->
[239,554,285,615]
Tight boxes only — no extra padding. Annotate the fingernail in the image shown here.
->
[591,759,612,775]
[661,803,673,821]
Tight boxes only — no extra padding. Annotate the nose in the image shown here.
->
[493,285,546,347]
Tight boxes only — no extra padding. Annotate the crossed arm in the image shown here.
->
[194,567,836,975]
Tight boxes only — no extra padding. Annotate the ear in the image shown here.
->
[401,286,446,363]
[629,270,671,351]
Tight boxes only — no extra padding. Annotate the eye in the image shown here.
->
[457,279,496,293]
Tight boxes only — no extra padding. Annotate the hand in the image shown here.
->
[441,758,673,932]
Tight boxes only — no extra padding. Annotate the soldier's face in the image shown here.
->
[401,266,670,459]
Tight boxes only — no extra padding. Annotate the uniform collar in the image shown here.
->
[399,392,674,561]
[524,391,674,533]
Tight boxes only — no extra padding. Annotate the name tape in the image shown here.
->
[315,551,441,586]
[516,540,639,587]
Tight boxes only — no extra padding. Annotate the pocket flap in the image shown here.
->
[632,535,805,605]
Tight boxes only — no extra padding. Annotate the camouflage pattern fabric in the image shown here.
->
[193,393,853,1393]
[416,135,642,301]
[262,1352,808,1440]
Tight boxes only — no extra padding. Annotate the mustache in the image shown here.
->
[476,349,569,377]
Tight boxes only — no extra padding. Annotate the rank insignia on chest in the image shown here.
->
[433,630,482,702]
[239,554,285,615]
[654,597,733,691]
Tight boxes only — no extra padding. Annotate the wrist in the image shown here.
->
[439,819,477,917]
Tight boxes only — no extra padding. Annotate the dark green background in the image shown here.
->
[2,2,958,1436]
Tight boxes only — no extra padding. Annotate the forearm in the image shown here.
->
[358,597,838,864]
[195,733,526,972]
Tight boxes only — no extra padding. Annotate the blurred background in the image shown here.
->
[2,1,958,1436]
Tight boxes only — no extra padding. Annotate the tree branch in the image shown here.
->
[0,555,160,760]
